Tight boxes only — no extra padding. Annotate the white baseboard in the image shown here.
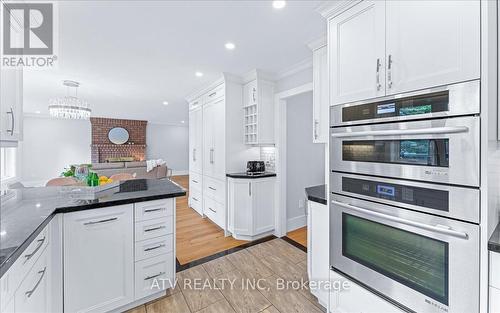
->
[287,215,307,232]
[172,170,189,176]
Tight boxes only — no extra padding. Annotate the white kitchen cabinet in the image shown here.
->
[189,106,203,174]
[491,287,500,313]
[310,42,328,143]
[307,200,329,308]
[227,176,275,240]
[385,0,480,95]
[0,67,23,144]
[243,76,275,145]
[203,97,226,180]
[491,252,500,313]
[328,0,480,106]
[329,0,386,105]
[63,205,134,313]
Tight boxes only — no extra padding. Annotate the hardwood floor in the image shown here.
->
[286,227,307,248]
[171,175,248,265]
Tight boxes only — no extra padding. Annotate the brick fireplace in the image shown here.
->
[90,117,147,163]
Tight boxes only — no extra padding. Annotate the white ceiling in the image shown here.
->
[23,1,326,125]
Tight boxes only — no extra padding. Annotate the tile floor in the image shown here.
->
[128,238,325,313]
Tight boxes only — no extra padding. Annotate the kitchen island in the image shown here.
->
[0,179,186,313]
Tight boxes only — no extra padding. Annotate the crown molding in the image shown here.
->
[316,0,361,19]
[307,34,327,51]
[241,69,276,85]
[274,57,313,81]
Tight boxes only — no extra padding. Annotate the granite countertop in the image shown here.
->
[489,222,500,253]
[226,172,277,179]
[305,184,327,205]
[0,179,186,277]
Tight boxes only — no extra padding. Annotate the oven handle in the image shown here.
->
[332,200,469,240]
[330,126,469,138]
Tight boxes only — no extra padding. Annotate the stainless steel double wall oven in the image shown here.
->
[330,80,480,313]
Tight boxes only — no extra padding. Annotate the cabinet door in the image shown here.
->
[15,250,50,313]
[189,107,203,174]
[309,201,329,307]
[211,98,226,180]
[202,103,214,177]
[313,46,328,143]
[386,0,480,95]
[229,180,253,236]
[0,68,23,142]
[63,205,134,313]
[252,179,275,235]
[329,0,385,105]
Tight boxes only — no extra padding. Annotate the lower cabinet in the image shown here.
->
[227,177,275,240]
[307,200,329,308]
[63,204,134,313]
[491,252,500,313]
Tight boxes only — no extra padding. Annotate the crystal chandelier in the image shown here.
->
[49,80,91,120]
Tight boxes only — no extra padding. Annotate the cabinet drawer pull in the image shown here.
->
[25,267,46,298]
[6,107,14,135]
[24,238,45,263]
[192,179,199,183]
[208,187,216,191]
[208,207,216,213]
[208,92,217,98]
[144,271,166,281]
[192,197,199,202]
[387,54,393,88]
[83,217,118,226]
[144,208,165,213]
[144,226,166,232]
[144,244,165,252]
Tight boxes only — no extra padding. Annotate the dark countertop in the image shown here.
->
[226,172,277,179]
[305,184,327,205]
[489,223,500,253]
[0,179,186,277]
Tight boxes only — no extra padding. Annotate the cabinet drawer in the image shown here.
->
[135,199,174,222]
[189,172,202,190]
[135,217,173,242]
[205,84,225,103]
[135,253,174,300]
[203,176,225,204]
[15,248,49,313]
[203,197,225,229]
[135,235,173,262]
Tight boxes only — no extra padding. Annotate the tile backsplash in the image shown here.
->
[260,147,276,172]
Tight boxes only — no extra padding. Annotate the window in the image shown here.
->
[0,147,17,182]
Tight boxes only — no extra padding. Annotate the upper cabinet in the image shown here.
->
[243,73,275,145]
[0,67,23,144]
[330,1,386,105]
[309,39,328,144]
[329,0,480,105]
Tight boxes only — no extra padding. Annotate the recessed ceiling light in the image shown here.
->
[225,42,236,50]
[273,0,286,9]
[162,101,169,106]
[181,120,185,124]
[35,110,41,114]
[0,231,6,236]
[195,72,203,77]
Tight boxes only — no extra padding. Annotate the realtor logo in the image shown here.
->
[1,1,58,67]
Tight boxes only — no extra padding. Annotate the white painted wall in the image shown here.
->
[19,116,189,184]
[286,91,325,231]
[146,123,189,174]
[20,116,92,184]
[276,67,313,93]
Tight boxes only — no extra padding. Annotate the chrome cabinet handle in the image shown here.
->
[376,58,382,91]
[252,87,256,103]
[208,186,216,191]
[144,271,165,281]
[332,200,469,239]
[83,217,118,226]
[331,126,469,138]
[24,238,45,263]
[144,244,165,252]
[249,182,251,196]
[208,207,216,213]
[6,107,14,135]
[314,120,319,140]
[192,179,199,183]
[209,92,217,98]
[193,148,196,162]
[387,55,393,88]
[192,197,199,202]
[144,208,165,213]
[210,148,214,164]
[144,226,166,232]
[25,267,47,298]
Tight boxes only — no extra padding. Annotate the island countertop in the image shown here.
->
[0,178,186,278]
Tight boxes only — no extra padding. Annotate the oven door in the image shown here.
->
[331,194,479,313]
[330,115,479,187]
